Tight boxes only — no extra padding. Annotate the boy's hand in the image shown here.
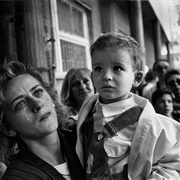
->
[61,118,76,132]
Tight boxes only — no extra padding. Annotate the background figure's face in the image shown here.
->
[92,48,137,104]
[154,94,173,117]
[167,74,180,101]
[3,74,58,140]
[71,71,95,106]
[155,61,169,82]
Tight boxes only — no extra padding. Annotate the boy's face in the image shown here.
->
[91,48,143,104]
[154,94,173,117]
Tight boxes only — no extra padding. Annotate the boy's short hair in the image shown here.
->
[164,68,180,86]
[90,32,145,70]
[152,88,173,105]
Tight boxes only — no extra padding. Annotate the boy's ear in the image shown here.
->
[133,71,144,87]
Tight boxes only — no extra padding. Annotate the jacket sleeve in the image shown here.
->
[147,140,180,179]
[129,111,180,180]
[147,117,180,180]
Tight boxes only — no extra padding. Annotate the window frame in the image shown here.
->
[50,0,91,79]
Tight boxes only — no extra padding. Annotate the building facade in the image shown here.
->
[0,0,179,95]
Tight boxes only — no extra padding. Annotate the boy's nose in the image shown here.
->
[102,70,112,81]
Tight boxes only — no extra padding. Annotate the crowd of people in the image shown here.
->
[0,32,179,180]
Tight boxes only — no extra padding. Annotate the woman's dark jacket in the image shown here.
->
[2,127,85,180]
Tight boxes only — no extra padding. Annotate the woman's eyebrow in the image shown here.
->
[30,84,40,92]
[10,84,40,106]
[10,95,24,106]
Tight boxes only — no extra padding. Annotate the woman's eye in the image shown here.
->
[94,66,102,72]
[72,82,79,87]
[113,66,122,71]
[83,79,90,84]
[15,101,26,110]
[34,89,43,96]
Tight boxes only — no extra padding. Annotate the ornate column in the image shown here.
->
[129,0,146,71]
[153,20,162,61]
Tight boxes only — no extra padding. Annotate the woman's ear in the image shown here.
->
[0,123,16,137]
[133,71,144,88]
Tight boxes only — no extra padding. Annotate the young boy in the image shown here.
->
[152,88,174,119]
[164,68,180,122]
[76,32,180,180]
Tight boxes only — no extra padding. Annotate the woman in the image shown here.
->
[60,68,95,129]
[0,61,85,180]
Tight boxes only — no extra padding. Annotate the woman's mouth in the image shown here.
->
[40,112,50,121]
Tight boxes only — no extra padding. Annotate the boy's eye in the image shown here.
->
[34,88,43,97]
[94,66,102,72]
[15,100,26,110]
[113,66,122,72]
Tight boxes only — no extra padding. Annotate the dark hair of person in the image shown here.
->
[90,32,145,71]
[152,59,169,72]
[144,69,156,82]
[164,68,180,86]
[151,88,173,105]
[0,61,68,152]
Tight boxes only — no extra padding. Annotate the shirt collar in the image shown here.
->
[95,93,138,117]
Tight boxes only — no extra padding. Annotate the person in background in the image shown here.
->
[141,68,157,101]
[153,59,169,88]
[60,68,95,130]
[76,32,180,180]
[0,61,85,180]
[142,60,169,102]
[164,68,180,122]
[152,88,174,119]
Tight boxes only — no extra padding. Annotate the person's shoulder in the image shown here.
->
[2,157,32,179]
[2,156,48,180]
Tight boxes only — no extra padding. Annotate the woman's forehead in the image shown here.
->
[3,74,40,101]
[4,74,39,88]
[73,71,90,79]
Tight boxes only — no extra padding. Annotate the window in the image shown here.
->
[51,0,91,78]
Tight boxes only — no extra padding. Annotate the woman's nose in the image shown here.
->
[32,99,43,113]
[79,81,86,89]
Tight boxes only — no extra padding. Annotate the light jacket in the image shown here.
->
[76,93,180,180]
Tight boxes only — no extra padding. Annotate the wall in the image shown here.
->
[111,1,130,35]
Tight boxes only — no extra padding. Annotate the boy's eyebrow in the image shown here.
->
[10,84,40,106]
[92,62,101,66]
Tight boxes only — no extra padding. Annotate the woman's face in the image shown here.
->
[71,71,94,106]
[3,74,58,140]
